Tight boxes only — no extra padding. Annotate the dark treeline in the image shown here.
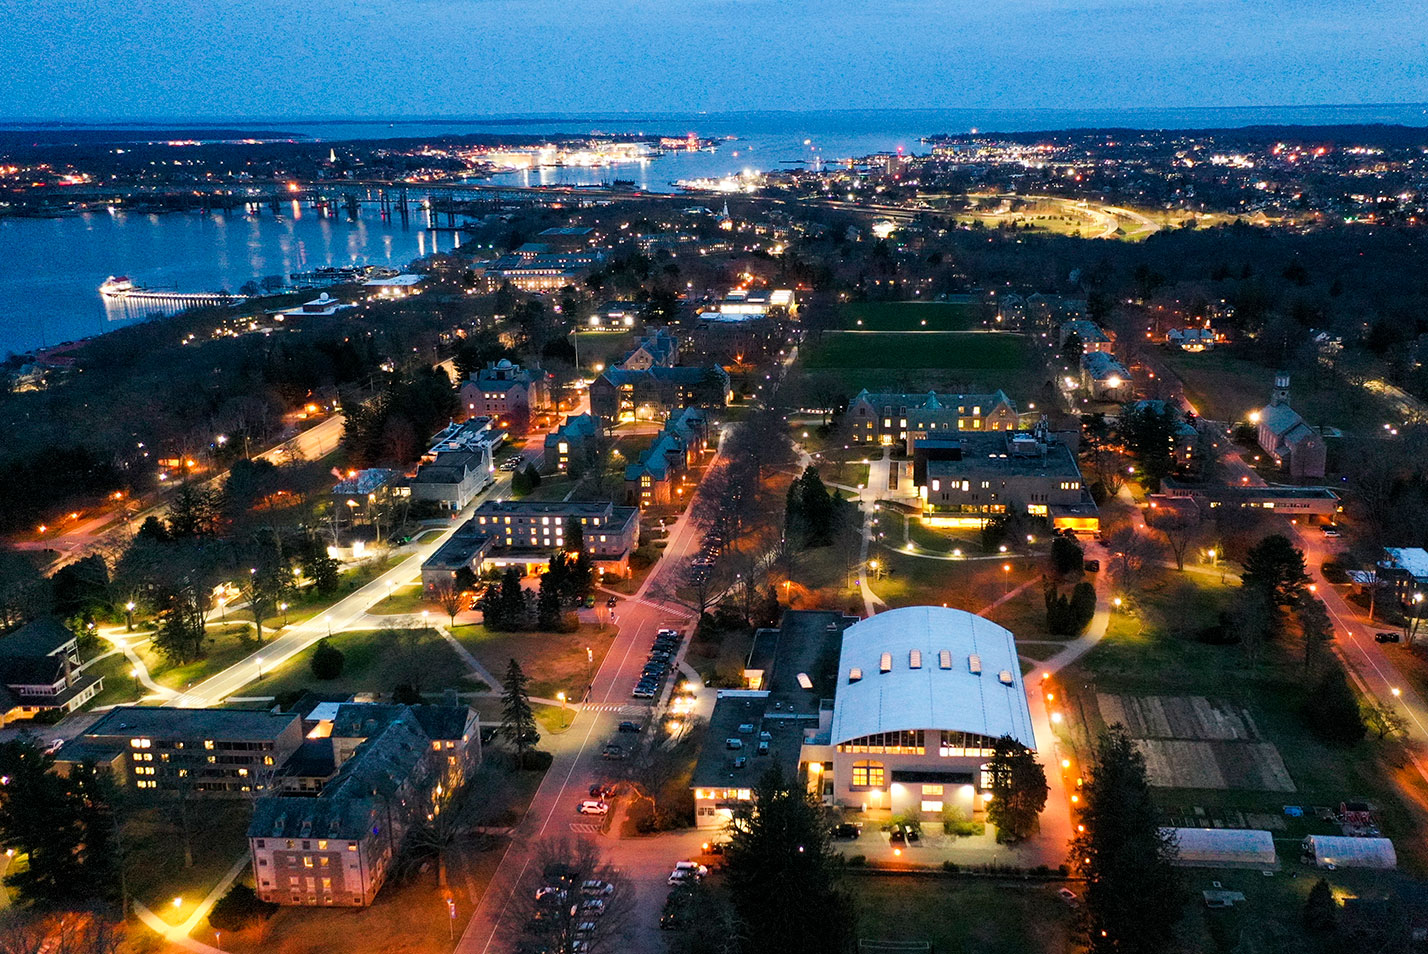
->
[0,284,480,533]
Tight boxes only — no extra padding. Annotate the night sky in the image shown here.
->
[2,0,1425,119]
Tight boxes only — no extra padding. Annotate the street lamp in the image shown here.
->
[256,656,263,680]
[420,609,429,630]
[124,601,136,632]
[280,602,289,626]
[1002,563,1011,594]
[556,691,568,728]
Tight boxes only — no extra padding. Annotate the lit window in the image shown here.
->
[851,761,885,787]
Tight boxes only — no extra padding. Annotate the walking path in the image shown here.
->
[133,851,249,952]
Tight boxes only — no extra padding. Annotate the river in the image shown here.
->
[4,105,1426,357]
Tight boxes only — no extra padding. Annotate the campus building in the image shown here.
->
[590,366,730,423]
[1079,352,1132,401]
[421,499,641,589]
[616,329,680,370]
[846,390,1020,447]
[458,360,552,430]
[407,450,494,511]
[812,606,1036,818]
[249,702,480,908]
[693,608,1038,828]
[624,407,710,507]
[911,425,1100,531]
[55,706,305,796]
[0,618,104,725]
[543,413,603,473]
[1255,374,1327,479]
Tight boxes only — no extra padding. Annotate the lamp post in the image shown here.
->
[420,609,430,631]
[256,655,263,680]
[1002,563,1012,595]
[124,601,136,632]
[557,691,568,729]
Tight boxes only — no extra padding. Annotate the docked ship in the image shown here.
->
[98,275,136,298]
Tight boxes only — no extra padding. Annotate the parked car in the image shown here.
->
[606,596,619,607]
[1083,559,1100,573]
[1376,632,1401,643]
[833,823,861,840]
[589,783,612,798]
[578,800,609,816]
[581,880,614,897]
[580,898,606,916]
[1322,527,1342,538]
[617,721,642,733]
[534,886,567,903]
[1057,887,1080,906]
[601,744,625,760]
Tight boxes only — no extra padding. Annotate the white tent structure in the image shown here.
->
[1164,828,1278,868]
[1301,835,1397,869]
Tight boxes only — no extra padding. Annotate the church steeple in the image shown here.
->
[1271,372,1290,407]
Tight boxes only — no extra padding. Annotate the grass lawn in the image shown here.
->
[1053,566,1428,874]
[451,622,615,701]
[140,622,260,692]
[572,329,637,369]
[123,801,251,917]
[81,650,146,709]
[1159,348,1393,434]
[849,874,1075,954]
[868,543,1038,615]
[256,627,487,700]
[369,584,436,616]
[802,331,1048,397]
[839,300,983,332]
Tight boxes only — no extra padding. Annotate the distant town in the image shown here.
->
[2,117,1428,954]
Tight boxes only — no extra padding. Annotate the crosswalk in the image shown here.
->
[582,703,632,713]
[569,823,602,834]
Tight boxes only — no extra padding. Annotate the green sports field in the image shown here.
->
[838,300,986,332]
[801,330,1048,396]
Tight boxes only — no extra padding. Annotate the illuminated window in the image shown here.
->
[850,761,885,788]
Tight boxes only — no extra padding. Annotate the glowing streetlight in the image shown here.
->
[1391,687,1402,698]
[124,601,136,631]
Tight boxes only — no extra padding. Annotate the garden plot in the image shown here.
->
[1097,694,1296,792]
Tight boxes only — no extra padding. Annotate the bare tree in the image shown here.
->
[517,837,633,954]
[434,579,467,628]
[1104,521,1162,591]
[1147,506,1203,572]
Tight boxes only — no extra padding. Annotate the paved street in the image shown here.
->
[453,440,722,954]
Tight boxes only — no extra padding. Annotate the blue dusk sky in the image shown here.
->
[1,0,1425,119]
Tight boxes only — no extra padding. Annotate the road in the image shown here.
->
[453,441,725,954]
[1294,525,1428,790]
[15,413,347,571]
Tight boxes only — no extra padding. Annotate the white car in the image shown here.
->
[668,861,709,884]
[578,800,610,816]
[581,880,614,896]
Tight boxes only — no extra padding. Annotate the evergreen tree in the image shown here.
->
[724,767,856,954]
[0,741,117,908]
[537,572,563,630]
[1303,662,1367,745]
[1071,726,1183,954]
[1051,535,1084,576]
[986,737,1048,843]
[1241,534,1310,608]
[500,658,540,767]
[497,567,528,630]
[310,638,345,679]
[1303,878,1337,932]
[302,547,340,596]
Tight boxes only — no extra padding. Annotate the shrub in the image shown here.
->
[846,855,867,867]
[208,884,277,933]
[309,638,345,680]
[520,750,554,771]
[1051,536,1084,576]
[941,806,986,837]
[1303,663,1367,745]
[940,860,959,873]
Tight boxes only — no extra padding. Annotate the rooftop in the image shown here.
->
[829,606,1036,751]
[84,705,300,741]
